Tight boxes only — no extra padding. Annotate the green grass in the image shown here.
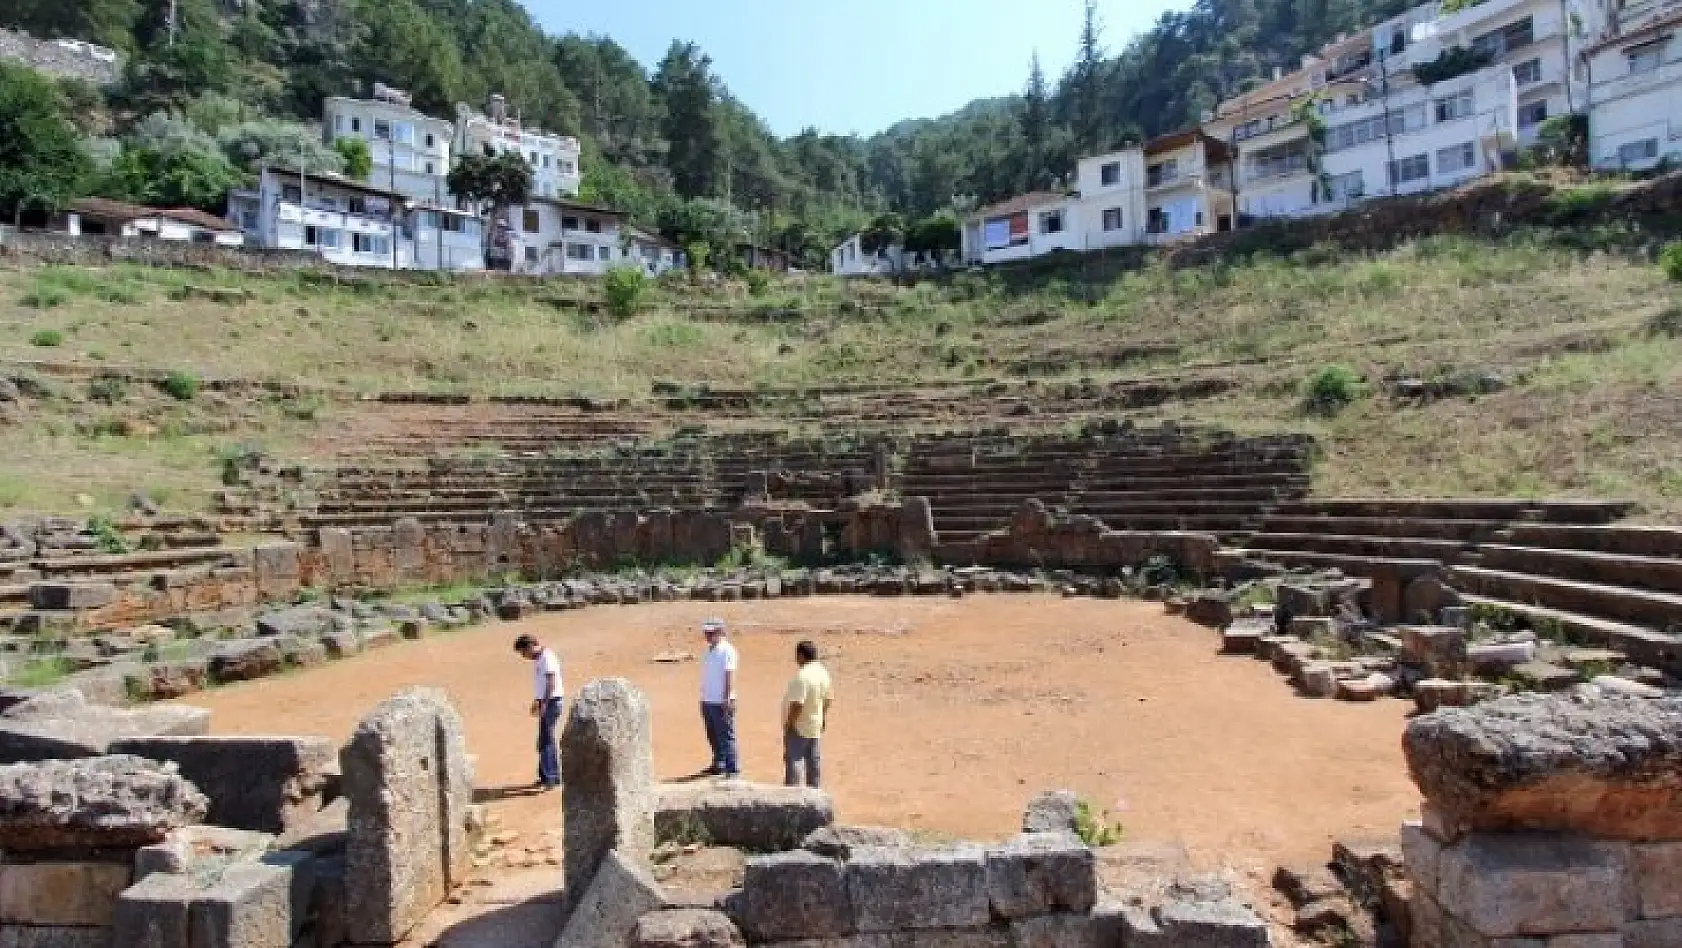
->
[6,657,73,689]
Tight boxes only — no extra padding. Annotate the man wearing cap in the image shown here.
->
[698,618,740,778]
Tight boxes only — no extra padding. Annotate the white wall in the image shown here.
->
[506,202,621,275]
[1074,150,1148,249]
[325,98,454,204]
[1589,35,1682,170]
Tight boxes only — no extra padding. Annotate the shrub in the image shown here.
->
[744,268,771,297]
[161,371,201,401]
[1074,800,1125,847]
[603,267,649,320]
[1650,304,1682,337]
[28,329,64,347]
[1303,364,1362,416]
[1659,242,1682,282]
[87,378,126,404]
[87,515,130,554]
[21,288,68,309]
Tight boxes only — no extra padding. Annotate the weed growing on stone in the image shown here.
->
[1074,800,1125,847]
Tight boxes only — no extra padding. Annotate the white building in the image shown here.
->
[960,191,1080,266]
[503,198,626,276]
[63,197,245,246]
[830,233,904,275]
[627,227,686,276]
[228,167,484,271]
[1586,0,1682,170]
[1072,149,1150,251]
[456,95,583,200]
[322,86,454,204]
[1137,130,1236,241]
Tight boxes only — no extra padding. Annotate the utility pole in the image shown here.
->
[167,0,179,46]
[1379,48,1399,197]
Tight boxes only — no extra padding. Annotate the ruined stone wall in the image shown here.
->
[0,28,122,85]
[952,499,1219,577]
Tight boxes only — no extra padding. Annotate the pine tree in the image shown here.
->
[1070,0,1107,155]
[1019,52,1052,191]
[654,41,723,199]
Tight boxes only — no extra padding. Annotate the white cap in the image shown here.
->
[701,618,726,634]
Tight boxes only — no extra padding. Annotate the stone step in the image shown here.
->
[1244,533,1472,562]
[1449,566,1682,630]
[1257,516,1513,543]
[1271,498,1634,524]
[1454,593,1653,649]
[1477,544,1682,596]
[1504,523,1682,558]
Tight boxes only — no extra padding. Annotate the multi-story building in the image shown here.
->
[1072,148,1148,250]
[322,86,454,204]
[229,168,484,271]
[503,198,625,276]
[456,95,583,200]
[1138,129,1236,241]
[1586,0,1682,169]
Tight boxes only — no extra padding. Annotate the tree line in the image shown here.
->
[3,0,1412,268]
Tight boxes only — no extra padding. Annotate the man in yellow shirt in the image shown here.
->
[782,640,833,788]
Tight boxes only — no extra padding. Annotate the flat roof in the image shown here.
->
[268,167,409,202]
[528,195,628,218]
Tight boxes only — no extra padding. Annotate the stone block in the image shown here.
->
[1403,695,1682,841]
[738,851,850,941]
[0,690,211,764]
[563,679,656,915]
[656,783,832,852]
[0,927,116,947]
[206,640,283,684]
[28,583,118,611]
[985,833,1096,919]
[558,848,667,948]
[1437,833,1634,936]
[845,845,990,933]
[1152,896,1270,947]
[1624,917,1682,948]
[112,870,195,948]
[1400,821,1444,900]
[107,736,334,835]
[0,860,132,925]
[341,688,473,945]
[253,606,334,639]
[1020,789,1079,835]
[1010,913,1097,948]
[251,543,301,600]
[1632,842,1682,918]
[189,851,315,948]
[802,825,911,861]
[632,908,746,948]
[0,756,207,850]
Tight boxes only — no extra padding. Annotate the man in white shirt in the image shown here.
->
[514,634,563,790]
[698,618,740,778]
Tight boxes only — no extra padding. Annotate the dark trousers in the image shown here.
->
[700,701,739,775]
[536,697,563,786]
[784,731,821,788]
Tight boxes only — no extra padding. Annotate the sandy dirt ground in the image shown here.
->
[183,596,1421,945]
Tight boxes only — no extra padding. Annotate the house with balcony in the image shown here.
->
[504,197,625,276]
[1140,130,1235,241]
[323,87,454,204]
[229,168,412,269]
[1586,0,1682,169]
[456,95,582,200]
[628,227,686,276]
[960,191,1080,265]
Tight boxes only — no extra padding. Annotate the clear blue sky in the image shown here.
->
[524,0,1192,138]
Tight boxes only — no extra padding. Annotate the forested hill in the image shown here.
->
[4,0,1412,266]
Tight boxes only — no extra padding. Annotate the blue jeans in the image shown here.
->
[537,697,563,787]
[700,702,739,775]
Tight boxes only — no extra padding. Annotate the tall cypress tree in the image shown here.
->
[654,41,722,199]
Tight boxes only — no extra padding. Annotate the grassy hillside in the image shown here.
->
[2,233,1679,519]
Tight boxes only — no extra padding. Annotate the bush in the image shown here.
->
[87,515,129,554]
[1659,242,1682,282]
[87,378,126,404]
[744,268,771,297]
[161,371,201,401]
[1074,799,1125,847]
[21,288,68,309]
[1304,364,1362,416]
[603,267,649,320]
[1650,305,1682,338]
[28,329,64,347]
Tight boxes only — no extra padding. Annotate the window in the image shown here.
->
[597,246,611,261]
[1472,17,1534,59]
[1513,59,1542,85]
[425,133,435,148]
[1102,208,1124,231]
[347,196,367,215]
[522,209,540,233]
[351,233,387,255]
[1039,209,1065,234]
[1100,162,1121,186]
[351,117,361,133]
[585,218,601,234]
[304,226,340,249]
[562,215,580,231]
[566,243,594,261]
[1437,141,1477,175]
[281,185,301,204]
[560,160,576,175]
[424,162,434,175]
[1326,170,1364,202]
[1388,154,1430,186]
[1390,29,1406,56]
[525,247,538,264]
[1146,207,1167,234]
[1619,138,1660,163]
[529,151,539,165]
[1147,159,1179,187]
[1629,40,1666,74]
[334,115,344,133]
[1518,100,1548,128]
[394,123,413,145]
[373,119,392,141]
[1435,89,1474,123]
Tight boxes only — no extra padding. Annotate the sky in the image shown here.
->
[525,0,1192,138]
